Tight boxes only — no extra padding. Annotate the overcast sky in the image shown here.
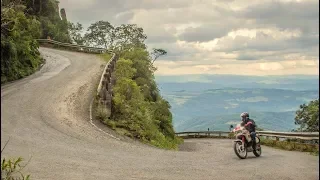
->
[59,0,319,76]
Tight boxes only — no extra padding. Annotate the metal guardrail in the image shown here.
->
[176,131,230,135]
[36,39,111,54]
[175,131,232,139]
[256,131,319,140]
[175,131,319,141]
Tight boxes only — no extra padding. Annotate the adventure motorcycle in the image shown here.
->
[232,124,261,159]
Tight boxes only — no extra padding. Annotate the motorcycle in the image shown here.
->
[232,124,261,159]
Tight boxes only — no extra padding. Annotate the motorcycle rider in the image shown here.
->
[240,112,257,150]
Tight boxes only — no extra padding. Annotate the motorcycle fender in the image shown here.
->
[234,140,242,142]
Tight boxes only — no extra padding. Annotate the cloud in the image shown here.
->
[239,0,319,31]
[178,24,231,42]
[59,0,319,76]
[236,54,259,60]
[154,59,318,76]
[213,28,315,53]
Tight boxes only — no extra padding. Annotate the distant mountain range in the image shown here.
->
[155,75,319,132]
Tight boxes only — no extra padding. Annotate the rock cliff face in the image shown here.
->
[97,54,119,117]
[60,8,67,21]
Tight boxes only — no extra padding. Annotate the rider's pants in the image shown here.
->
[250,132,256,141]
[250,132,256,149]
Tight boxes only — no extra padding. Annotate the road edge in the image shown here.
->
[88,53,120,140]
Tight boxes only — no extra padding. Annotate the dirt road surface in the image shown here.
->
[1,47,318,180]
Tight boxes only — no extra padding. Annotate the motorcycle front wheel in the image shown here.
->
[233,141,247,159]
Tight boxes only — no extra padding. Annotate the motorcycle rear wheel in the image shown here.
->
[253,137,262,157]
[234,141,247,159]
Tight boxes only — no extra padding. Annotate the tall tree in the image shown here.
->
[113,24,147,52]
[295,99,319,132]
[84,20,114,49]
[150,48,167,64]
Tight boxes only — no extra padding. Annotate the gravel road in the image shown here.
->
[1,47,318,180]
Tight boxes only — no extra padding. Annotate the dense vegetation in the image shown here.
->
[294,99,319,132]
[108,49,182,149]
[1,0,70,84]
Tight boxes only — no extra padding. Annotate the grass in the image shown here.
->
[1,157,31,180]
[99,53,112,62]
[260,137,319,156]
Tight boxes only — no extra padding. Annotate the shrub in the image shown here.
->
[1,157,31,180]
[260,137,318,155]
[1,139,31,180]
[95,103,109,122]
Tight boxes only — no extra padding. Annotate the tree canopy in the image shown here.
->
[294,99,319,132]
[1,1,42,83]
[84,21,114,48]
[68,22,85,45]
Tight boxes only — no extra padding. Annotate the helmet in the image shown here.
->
[240,112,249,120]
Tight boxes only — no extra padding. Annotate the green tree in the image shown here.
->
[295,99,319,132]
[84,20,114,49]
[120,48,158,101]
[151,99,175,138]
[68,22,85,45]
[113,24,147,52]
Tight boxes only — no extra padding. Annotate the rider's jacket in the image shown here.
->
[241,119,256,132]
